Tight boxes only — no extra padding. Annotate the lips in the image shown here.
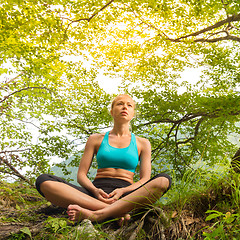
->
[121,111,128,115]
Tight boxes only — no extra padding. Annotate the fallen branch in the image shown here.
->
[0,156,34,187]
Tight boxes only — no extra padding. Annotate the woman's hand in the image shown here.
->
[108,188,125,203]
[93,188,113,204]
[93,188,125,204]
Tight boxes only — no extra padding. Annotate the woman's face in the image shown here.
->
[111,95,135,122]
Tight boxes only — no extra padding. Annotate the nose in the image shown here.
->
[122,104,127,109]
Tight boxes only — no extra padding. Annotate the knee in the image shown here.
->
[40,179,56,192]
[35,174,50,188]
[152,177,170,192]
[35,174,56,195]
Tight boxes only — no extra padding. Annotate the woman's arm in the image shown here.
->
[77,134,112,203]
[77,135,97,191]
[108,137,152,201]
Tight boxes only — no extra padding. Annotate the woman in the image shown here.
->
[35,94,171,223]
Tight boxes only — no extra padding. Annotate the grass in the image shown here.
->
[1,167,240,240]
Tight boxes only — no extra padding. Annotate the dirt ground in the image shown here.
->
[0,203,209,240]
[0,181,211,240]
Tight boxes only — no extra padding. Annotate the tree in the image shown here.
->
[0,0,239,183]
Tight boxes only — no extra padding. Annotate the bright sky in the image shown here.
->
[96,72,122,94]
[96,67,203,94]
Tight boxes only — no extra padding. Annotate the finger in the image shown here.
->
[99,189,109,198]
[108,192,115,198]
[67,212,74,217]
[100,198,115,204]
[98,195,114,203]
[108,196,118,202]
[110,192,121,199]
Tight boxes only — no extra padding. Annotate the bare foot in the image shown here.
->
[67,204,95,222]
[67,204,130,224]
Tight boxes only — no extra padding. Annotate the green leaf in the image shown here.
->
[20,227,32,240]
[205,210,224,221]
[15,204,21,210]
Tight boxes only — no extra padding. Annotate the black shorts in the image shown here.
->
[35,173,172,198]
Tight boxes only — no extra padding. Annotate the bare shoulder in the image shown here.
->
[85,133,105,154]
[88,133,105,140]
[87,133,105,144]
[135,136,151,149]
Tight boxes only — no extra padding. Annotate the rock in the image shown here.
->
[76,219,101,239]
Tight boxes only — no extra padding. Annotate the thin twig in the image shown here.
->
[64,0,115,34]
[0,73,23,90]
[0,149,31,154]
[0,87,52,103]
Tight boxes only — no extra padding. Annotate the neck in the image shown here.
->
[111,123,131,136]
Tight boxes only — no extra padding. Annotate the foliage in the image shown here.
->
[161,169,240,239]
[0,0,240,183]
[1,171,240,239]
[8,232,26,240]
[203,210,240,239]
[20,227,32,240]
[44,216,69,234]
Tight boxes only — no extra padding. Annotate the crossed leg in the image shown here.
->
[39,181,109,210]
[39,180,131,224]
[67,176,170,222]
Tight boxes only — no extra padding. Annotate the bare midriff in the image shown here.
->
[95,168,134,184]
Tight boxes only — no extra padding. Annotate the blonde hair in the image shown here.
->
[111,94,135,110]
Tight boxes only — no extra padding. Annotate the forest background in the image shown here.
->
[0,0,240,239]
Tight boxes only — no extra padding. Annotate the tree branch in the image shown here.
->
[151,122,177,161]
[173,13,240,41]
[0,149,31,154]
[67,119,93,135]
[61,0,115,46]
[176,117,204,145]
[151,116,205,158]
[194,34,240,43]
[0,73,23,90]
[0,155,34,187]
[173,121,193,170]
[0,86,52,103]
[140,108,240,127]
[67,0,115,25]
[147,108,238,169]
[143,13,240,43]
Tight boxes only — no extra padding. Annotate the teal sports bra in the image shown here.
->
[96,132,139,173]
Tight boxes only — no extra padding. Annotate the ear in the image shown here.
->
[110,109,113,116]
